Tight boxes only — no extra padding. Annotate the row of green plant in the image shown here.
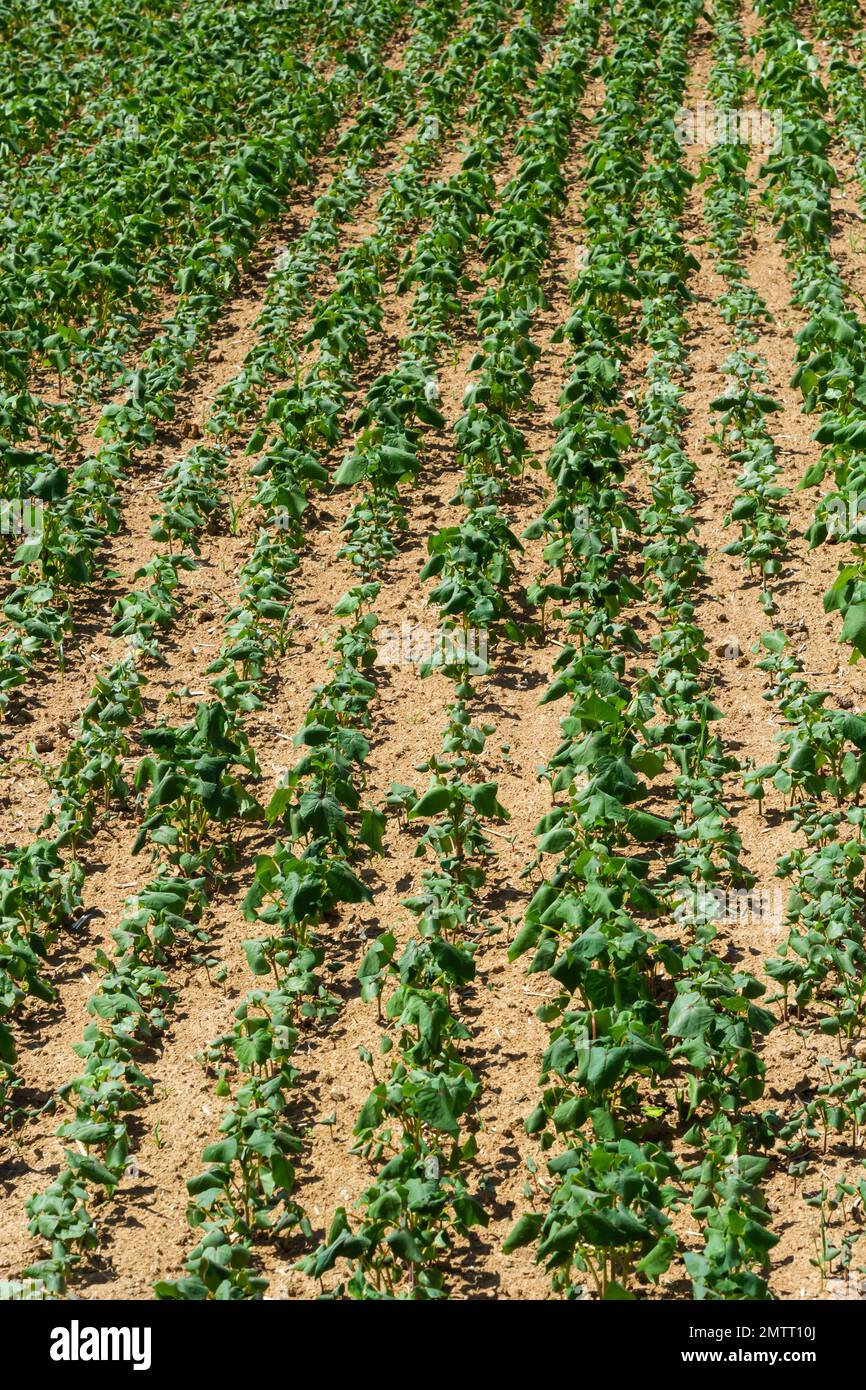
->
[154,0,575,1299]
[700,0,787,614]
[505,0,781,1300]
[17,0,551,1289]
[0,0,469,1120]
[0,0,415,716]
[298,0,606,1299]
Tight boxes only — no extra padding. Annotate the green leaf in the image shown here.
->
[503,1212,544,1253]
[409,786,452,818]
[841,602,866,659]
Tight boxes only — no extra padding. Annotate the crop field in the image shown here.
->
[4,0,866,1307]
